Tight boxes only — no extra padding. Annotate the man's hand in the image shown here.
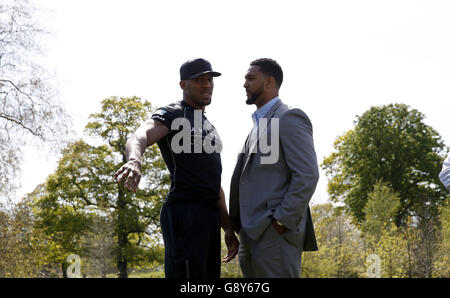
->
[114,159,142,192]
[271,217,285,235]
[114,119,169,192]
[222,229,239,263]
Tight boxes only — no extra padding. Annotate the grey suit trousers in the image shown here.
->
[238,224,302,278]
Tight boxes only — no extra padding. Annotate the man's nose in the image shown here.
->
[202,80,212,88]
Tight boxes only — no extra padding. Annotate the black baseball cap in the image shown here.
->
[180,58,221,80]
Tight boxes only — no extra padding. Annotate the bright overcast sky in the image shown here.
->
[19,0,450,206]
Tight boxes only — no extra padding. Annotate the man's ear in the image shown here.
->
[264,76,275,89]
[179,80,186,90]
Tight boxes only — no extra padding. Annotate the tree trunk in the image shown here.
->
[116,185,128,278]
[61,262,68,278]
[117,231,128,278]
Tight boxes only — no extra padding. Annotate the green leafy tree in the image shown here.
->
[78,215,115,277]
[364,224,409,278]
[0,196,52,277]
[360,183,407,277]
[322,103,448,225]
[302,204,364,277]
[433,201,450,277]
[35,96,170,278]
[33,174,93,277]
[361,181,401,240]
[406,200,443,277]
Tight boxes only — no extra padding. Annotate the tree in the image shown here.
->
[32,180,92,278]
[85,96,170,277]
[406,199,443,277]
[301,204,364,277]
[361,181,401,240]
[433,201,450,277]
[0,0,70,198]
[322,103,448,225]
[364,224,409,278]
[301,200,450,278]
[0,196,52,277]
[79,215,115,277]
[35,96,170,278]
[361,182,409,277]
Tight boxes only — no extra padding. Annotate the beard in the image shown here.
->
[245,87,263,105]
[245,98,255,105]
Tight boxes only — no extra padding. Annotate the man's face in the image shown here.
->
[244,66,266,105]
[182,73,214,108]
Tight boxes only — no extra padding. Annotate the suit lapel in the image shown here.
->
[241,100,283,178]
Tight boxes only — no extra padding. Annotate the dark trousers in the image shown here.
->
[160,201,221,278]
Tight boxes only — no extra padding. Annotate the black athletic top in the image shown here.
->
[151,100,222,205]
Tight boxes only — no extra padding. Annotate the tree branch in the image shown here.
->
[0,79,35,102]
[0,112,40,137]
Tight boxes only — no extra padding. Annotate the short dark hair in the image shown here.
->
[250,58,283,88]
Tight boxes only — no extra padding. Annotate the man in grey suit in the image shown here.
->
[229,58,319,278]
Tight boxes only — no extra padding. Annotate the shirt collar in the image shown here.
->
[252,96,280,122]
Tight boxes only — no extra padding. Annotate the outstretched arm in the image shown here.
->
[115,119,169,192]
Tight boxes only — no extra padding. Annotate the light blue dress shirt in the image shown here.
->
[251,96,280,128]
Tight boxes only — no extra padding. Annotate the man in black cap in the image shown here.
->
[115,58,238,278]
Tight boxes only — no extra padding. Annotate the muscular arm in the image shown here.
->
[115,119,169,192]
[126,119,169,163]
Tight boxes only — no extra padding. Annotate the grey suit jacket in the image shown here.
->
[229,100,319,251]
